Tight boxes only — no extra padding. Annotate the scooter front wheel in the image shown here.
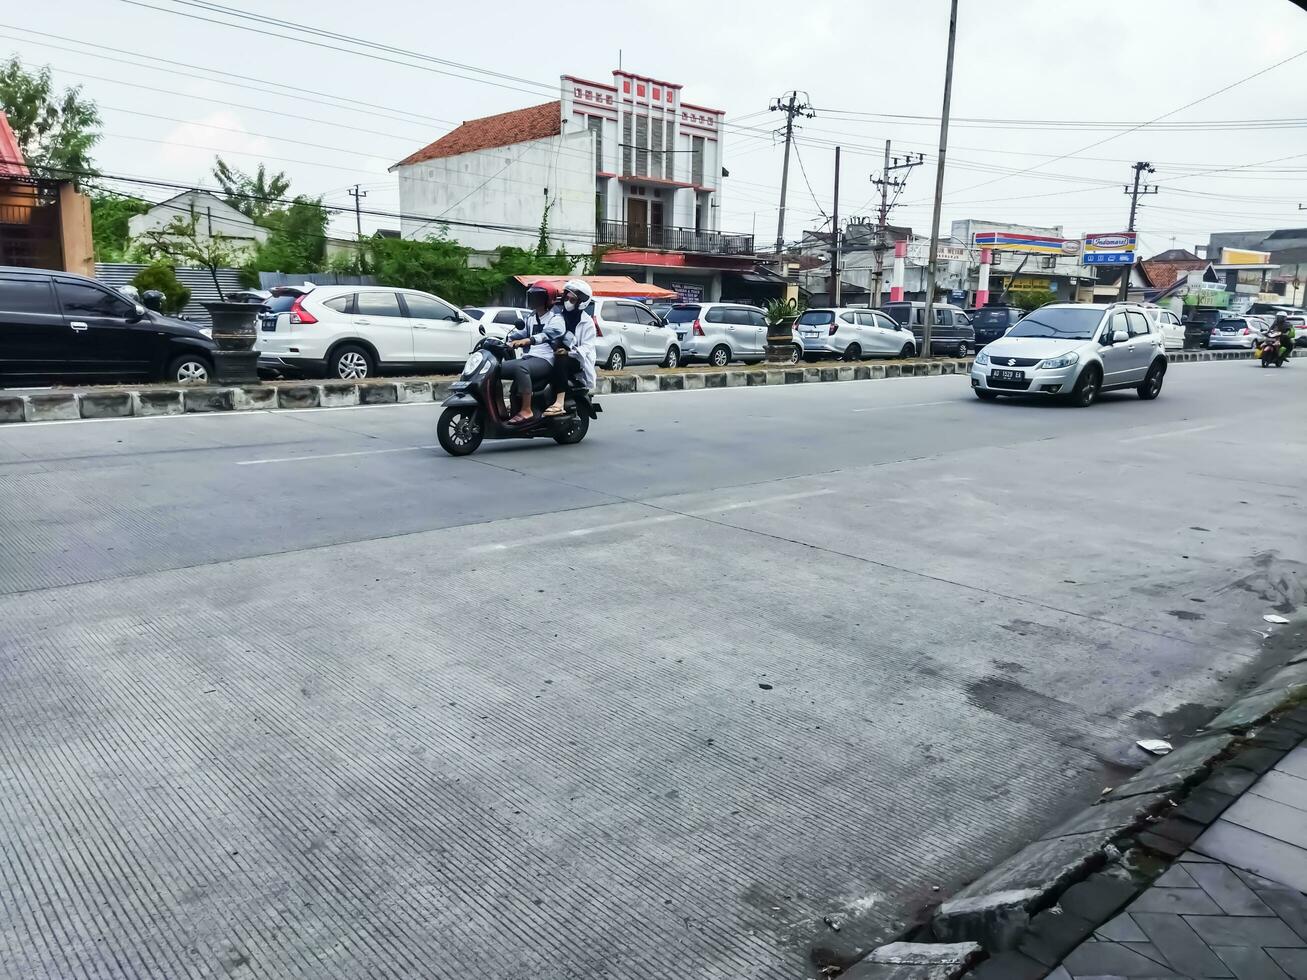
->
[437,406,485,456]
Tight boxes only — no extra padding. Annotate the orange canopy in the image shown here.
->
[513,275,677,300]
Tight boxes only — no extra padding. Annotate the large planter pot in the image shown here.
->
[202,301,262,351]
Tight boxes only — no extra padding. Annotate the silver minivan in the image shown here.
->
[665,302,770,366]
[795,307,917,360]
[589,298,680,370]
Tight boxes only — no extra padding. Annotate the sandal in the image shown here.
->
[507,412,533,425]
[542,404,566,417]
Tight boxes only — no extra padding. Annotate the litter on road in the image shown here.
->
[1136,739,1173,756]
[1264,613,1291,624]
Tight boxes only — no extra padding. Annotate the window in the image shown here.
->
[883,305,910,325]
[635,116,648,177]
[704,306,728,324]
[855,312,875,327]
[745,310,767,327]
[630,305,659,326]
[840,312,857,323]
[55,280,134,318]
[797,310,835,326]
[933,308,950,325]
[665,305,700,324]
[355,292,402,317]
[323,295,352,314]
[1127,311,1151,336]
[691,136,705,186]
[664,120,675,180]
[621,112,633,175]
[650,119,663,179]
[0,277,56,315]
[722,308,751,325]
[402,293,457,320]
[587,116,603,171]
[611,304,640,324]
[871,312,900,331]
[492,310,520,325]
[1106,311,1130,340]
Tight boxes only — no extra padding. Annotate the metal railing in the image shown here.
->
[596,220,754,255]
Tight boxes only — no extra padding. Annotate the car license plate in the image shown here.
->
[990,369,1023,382]
[801,330,821,338]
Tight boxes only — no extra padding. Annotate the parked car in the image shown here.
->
[794,307,916,360]
[463,306,533,340]
[967,305,1024,348]
[1287,314,1307,347]
[587,297,680,370]
[880,301,975,357]
[255,284,476,379]
[1140,306,1185,351]
[970,302,1167,407]
[0,266,218,386]
[1182,308,1227,349]
[1208,315,1264,350]
[663,302,773,366]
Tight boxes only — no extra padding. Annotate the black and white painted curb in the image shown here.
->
[0,349,1281,425]
[838,648,1307,979]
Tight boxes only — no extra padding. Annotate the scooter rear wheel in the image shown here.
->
[552,412,590,445]
[437,406,485,456]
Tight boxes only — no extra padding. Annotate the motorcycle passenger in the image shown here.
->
[542,279,598,417]
[503,283,566,424]
[1266,315,1294,364]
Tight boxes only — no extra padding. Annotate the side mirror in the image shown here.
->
[128,304,146,322]
[1110,329,1129,345]
[478,324,486,336]
[513,318,526,331]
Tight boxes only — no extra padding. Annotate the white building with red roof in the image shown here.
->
[393,69,755,302]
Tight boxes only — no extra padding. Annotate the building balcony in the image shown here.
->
[596,220,754,256]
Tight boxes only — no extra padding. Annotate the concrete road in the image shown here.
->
[1,362,1304,980]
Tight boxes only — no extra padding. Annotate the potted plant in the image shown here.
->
[764,297,804,364]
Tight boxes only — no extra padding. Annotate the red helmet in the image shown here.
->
[526,281,558,306]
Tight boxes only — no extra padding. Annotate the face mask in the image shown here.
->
[563,300,577,312]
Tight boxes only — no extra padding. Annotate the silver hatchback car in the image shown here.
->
[795,307,917,360]
[970,303,1167,407]
[664,302,771,366]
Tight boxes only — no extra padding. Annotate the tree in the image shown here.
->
[136,206,243,300]
[1012,289,1056,311]
[90,193,149,261]
[245,195,329,275]
[367,235,498,307]
[131,261,191,314]
[212,157,290,222]
[0,57,101,179]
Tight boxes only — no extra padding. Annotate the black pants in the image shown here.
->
[501,355,553,405]
[550,354,580,396]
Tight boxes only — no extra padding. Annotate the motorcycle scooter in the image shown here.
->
[1256,330,1292,368]
[437,331,601,456]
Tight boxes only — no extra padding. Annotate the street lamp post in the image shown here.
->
[921,0,959,359]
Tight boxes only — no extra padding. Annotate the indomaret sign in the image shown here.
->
[973,231,1082,256]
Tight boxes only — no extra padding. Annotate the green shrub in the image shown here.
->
[131,261,191,314]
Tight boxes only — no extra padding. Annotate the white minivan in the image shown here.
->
[664,302,771,366]
[795,307,917,360]
[256,284,477,379]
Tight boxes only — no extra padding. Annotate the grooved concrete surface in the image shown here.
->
[1,362,1305,979]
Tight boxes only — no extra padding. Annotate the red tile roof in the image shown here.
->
[0,112,29,177]
[394,101,561,168]
[1140,258,1209,289]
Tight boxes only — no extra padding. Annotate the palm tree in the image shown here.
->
[212,157,291,223]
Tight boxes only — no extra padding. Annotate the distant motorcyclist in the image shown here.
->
[543,279,598,418]
[1265,315,1294,365]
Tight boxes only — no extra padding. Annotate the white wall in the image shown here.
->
[128,191,266,256]
[396,129,596,253]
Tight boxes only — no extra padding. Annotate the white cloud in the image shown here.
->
[157,111,270,180]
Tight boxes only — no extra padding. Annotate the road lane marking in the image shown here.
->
[852,400,957,412]
[1120,423,1220,444]
[469,489,834,553]
[237,445,437,465]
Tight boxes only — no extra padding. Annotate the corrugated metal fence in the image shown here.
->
[94,263,246,326]
[257,272,377,289]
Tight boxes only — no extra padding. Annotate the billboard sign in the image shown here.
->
[908,243,969,264]
[974,231,1081,256]
[1082,231,1138,265]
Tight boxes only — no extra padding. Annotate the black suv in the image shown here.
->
[967,305,1025,348]
[1181,308,1227,350]
[0,267,217,386]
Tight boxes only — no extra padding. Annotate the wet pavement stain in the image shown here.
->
[1167,609,1204,621]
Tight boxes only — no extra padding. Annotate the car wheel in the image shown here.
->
[1069,365,1100,407]
[956,341,969,358]
[331,344,374,380]
[1138,361,1165,399]
[662,346,680,369]
[788,344,802,365]
[606,347,626,371]
[709,345,730,368]
[552,411,590,445]
[166,353,211,384]
[843,343,862,362]
[437,406,484,456]
[974,389,999,401]
[899,343,915,359]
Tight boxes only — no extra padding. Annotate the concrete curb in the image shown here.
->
[0,349,1284,424]
[901,648,1307,978]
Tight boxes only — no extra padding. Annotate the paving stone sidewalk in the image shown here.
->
[1055,742,1307,980]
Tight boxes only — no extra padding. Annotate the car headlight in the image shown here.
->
[974,349,989,366]
[1039,352,1080,370]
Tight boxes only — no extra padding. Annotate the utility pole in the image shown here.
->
[770,91,815,258]
[1118,162,1157,301]
[870,140,924,304]
[922,0,959,359]
[831,146,842,307]
[348,184,367,241]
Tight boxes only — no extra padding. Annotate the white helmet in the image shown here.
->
[562,278,592,302]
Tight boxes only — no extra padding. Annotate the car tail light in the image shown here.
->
[289,296,317,325]
[692,319,704,337]
[593,317,603,337]
[828,323,839,336]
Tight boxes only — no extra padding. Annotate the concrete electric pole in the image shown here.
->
[921,0,959,359]
[870,141,924,305]
[831,146,842,307]
[348,184,368,242]
[1118,162,1157,301]
[770,91,815,258]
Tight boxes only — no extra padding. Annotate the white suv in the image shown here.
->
[256,285,477,379]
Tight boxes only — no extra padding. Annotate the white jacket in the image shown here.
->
[563,310,598,389]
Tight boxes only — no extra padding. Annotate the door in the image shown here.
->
[1163,311,1184,349]
[743,308,768,355]
[0,274,66,380]
[931,307,956,350]
[628,303,663,360]
[1098,311,1134,386]
[853,312,877,352]
[352,291,412,363]
[627,198,648,247]
[869,311,903,354]
[53,278,153,377]
[403,292,472,363]
[1123,310,1156,382]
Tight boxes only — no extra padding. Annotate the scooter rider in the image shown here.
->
[543,279,598,417]
[503,282,565,424]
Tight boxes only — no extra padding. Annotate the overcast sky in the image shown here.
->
[6,0,1307,256]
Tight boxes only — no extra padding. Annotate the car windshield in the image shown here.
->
[1005,307,1102,340]
[1217,319,1244,330]
[665,305,701,323]
[883,306,911,325]
[796,311,835,325]
[972,309,1011,327]
[263,295,297,313]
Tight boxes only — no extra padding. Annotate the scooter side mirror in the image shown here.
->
[513,318,526,331]
[479,324,486,335]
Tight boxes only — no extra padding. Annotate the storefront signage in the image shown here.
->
[974,231,1081,256]
[1082,231,1138,265]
